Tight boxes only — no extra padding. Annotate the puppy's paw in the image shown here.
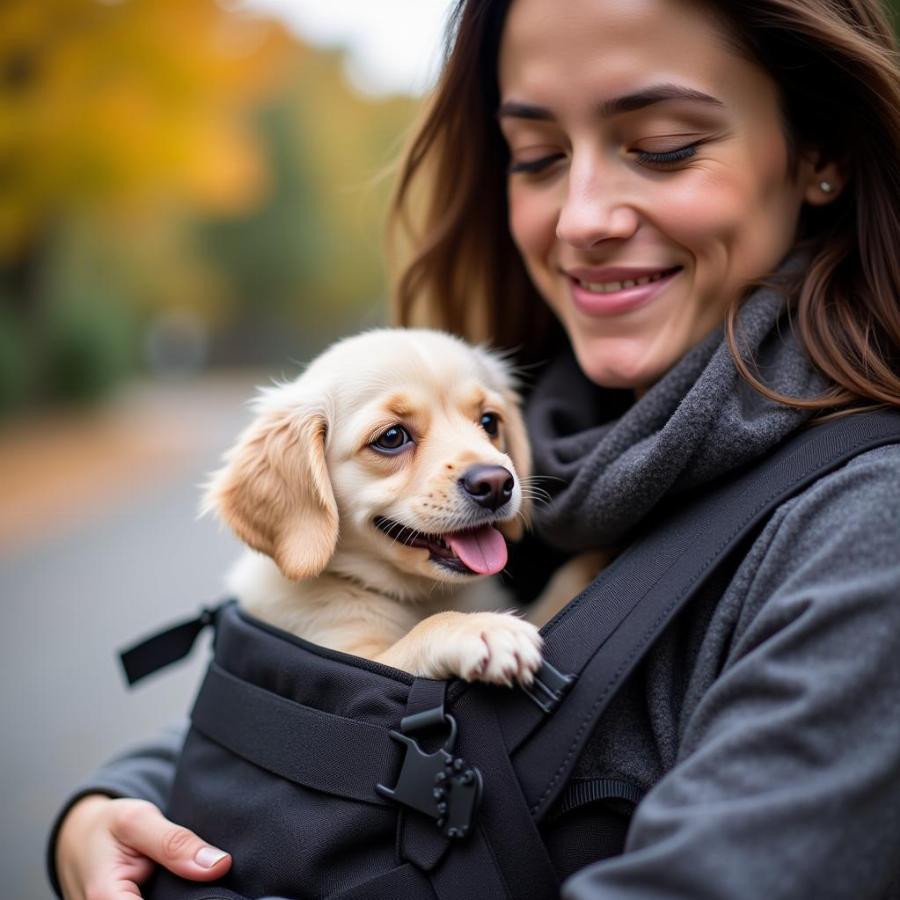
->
[437,611,543,687]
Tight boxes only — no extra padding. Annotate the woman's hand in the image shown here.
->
[56,794,231,900]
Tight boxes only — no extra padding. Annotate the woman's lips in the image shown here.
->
[567,266,683,317]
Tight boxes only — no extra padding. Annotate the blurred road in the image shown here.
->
[0,374,263,899]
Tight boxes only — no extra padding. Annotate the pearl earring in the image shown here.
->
[820,180,834,193]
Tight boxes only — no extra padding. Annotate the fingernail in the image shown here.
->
[195,846,228,868]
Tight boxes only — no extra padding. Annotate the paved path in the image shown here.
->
[0,374,262,899]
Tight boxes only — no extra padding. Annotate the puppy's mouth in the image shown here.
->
[373,516,508,576]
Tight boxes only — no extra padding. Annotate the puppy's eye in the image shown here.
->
[480,412,500,437]
[371,425,412,454]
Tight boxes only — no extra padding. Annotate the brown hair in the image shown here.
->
[388,0,900,410]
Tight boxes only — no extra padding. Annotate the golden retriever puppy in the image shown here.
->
[203,328,544,687]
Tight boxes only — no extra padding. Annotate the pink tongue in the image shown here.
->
[445,525,508,575]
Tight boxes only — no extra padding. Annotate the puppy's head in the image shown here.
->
[203,329,530,590]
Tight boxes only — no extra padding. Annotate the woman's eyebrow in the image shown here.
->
[601,84,725,116]
[497,101,555,122]
[497,83,725,121]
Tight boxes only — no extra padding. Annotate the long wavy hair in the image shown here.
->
[387,0,900,411]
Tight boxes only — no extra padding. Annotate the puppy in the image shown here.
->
[203,328,545,687]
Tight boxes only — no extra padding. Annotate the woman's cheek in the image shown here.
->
[661,175,750,286]
[507,186,558,290]
[507,186,543,254]
[666,170,745,248]
[672,157,797,287]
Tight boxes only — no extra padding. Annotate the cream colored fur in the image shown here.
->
[204,328,562,686]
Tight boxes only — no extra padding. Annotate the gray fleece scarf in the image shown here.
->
[525,261,828,551]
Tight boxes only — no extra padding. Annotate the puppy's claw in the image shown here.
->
[468,653,490,680]
[514,651,536,688]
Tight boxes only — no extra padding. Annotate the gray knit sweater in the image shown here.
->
[49,285,900,899]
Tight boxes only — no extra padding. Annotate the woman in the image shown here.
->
[51,0,900,897]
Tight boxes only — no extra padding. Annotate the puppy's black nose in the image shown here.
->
[459,465,514,511]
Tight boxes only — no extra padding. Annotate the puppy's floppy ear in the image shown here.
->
[499,391,532,542]
[203,399,338,581]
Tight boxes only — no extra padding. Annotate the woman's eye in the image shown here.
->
[480,412,500,436]
[508,153,566,175]
[633,143,699,166]
[371,426,412,454]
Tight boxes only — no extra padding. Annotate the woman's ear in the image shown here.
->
[499,391,532,541]
[202,397,339,581]
[800,148,846,206]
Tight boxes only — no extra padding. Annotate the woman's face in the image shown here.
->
[498,0,834,390]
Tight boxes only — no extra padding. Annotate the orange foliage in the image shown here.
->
[0,0,296,262]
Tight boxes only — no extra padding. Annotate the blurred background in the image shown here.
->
[0,1,451,896]
[7,2,900,897]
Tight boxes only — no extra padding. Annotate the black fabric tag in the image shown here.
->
[119,604,223,685]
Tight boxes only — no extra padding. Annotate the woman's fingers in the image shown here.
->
[56,796,148,900]
[57,795,231,900]
[109,800,232,881]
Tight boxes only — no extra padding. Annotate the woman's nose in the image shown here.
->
[556,161,639,249]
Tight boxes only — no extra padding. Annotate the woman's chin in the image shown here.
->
[571,338,671,393]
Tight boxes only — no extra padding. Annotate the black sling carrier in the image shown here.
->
[120,409,900,900]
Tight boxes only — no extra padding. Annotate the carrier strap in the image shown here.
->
[190,663,403,808]
[396,679,454,871]
[392,681,562,898]
[429,687,561,899]
[496,408,900,821]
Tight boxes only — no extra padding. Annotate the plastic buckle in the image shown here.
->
[376,710,482,840]
[521,660,576,714]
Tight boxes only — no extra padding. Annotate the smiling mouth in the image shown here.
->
[373,516,508,576]
[573,266,683,294]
